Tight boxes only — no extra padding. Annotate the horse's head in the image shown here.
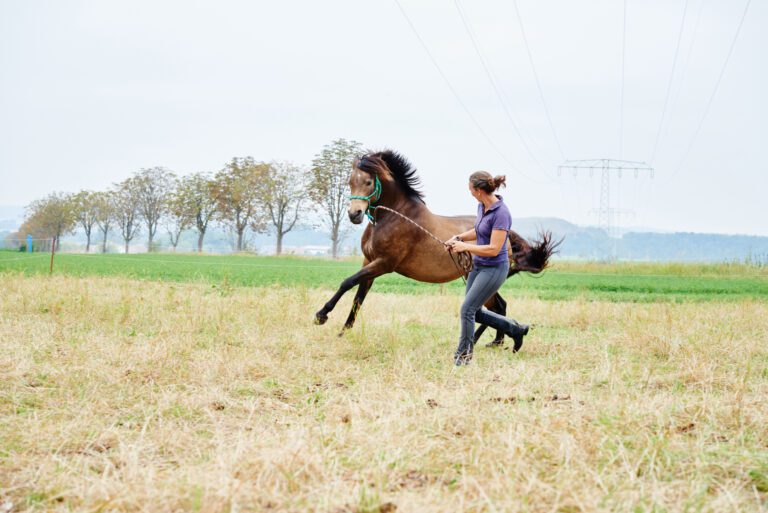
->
[348,154,387,224]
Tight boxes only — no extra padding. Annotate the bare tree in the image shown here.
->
[257,162,306,255]
[176,172,219,252]
[93,191,116,253]
[22,192,77,250]
[310,138,363,257]
[71,190,99,252]
[214,157,268,252]
[114,180,141,253]
[131,167,176,252]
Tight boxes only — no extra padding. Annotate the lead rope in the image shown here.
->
[371,205,473,284]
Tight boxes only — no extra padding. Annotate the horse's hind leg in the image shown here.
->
[473,293,507,347]
[490,293,508,346]
[339,278,374,336]
[473,320,488,343]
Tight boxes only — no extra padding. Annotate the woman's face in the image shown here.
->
[468,181,481,200]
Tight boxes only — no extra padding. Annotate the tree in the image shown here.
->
[164,177,193,252]
[257,162,306,255]
[22,192,77,250]
[71,190,100,252]
[310,138,364,258]
[114,180,141,253]
[93,191,116,253]
[175,172,219,252]
[131,167,176,251]
[214,157,268,252]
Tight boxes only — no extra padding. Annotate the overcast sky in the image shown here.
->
[1,0,765,235]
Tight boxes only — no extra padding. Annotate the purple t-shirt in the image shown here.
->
[473,195,511,266]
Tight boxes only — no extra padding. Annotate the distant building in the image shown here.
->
[262,245,331,256]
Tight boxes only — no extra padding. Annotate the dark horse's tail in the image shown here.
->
[507,230,563,277]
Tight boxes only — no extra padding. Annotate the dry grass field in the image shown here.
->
[1,273,767,512]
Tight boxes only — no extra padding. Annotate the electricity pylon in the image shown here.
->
[587,208,636,238]
[558,159,654,236]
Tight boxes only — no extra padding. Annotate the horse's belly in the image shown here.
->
[394,252,464,284]
[395,268,461,284]
[365,213,473,283]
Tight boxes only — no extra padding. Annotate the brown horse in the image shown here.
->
[314,150,560,346]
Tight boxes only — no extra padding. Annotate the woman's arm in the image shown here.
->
[446,229,507,257]
[450,228,477,242]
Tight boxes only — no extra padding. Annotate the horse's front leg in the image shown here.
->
[314,258,390,326]
[339,278,374,336]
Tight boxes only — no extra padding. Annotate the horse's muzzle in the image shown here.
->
[349,209,364,224]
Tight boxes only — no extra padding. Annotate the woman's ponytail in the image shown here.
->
[469,171,507,193]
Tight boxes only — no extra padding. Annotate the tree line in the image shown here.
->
[11,139,363,257]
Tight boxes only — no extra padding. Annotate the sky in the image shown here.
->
[1,0,765,235]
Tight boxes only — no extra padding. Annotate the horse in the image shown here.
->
[314,150,560,348]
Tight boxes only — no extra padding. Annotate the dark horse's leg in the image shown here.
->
[473,293,507,346]
[339,278,374,335]
[315,259,389,325]
[341,259,373,332]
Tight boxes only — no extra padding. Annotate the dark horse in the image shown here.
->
[314,150,560,347]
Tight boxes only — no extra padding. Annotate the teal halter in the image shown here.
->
[349,175,382,224]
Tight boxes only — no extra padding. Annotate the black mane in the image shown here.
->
[364,150,425,202]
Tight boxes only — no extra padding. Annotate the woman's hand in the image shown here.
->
[445,240,470,253]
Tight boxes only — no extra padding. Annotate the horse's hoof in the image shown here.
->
[314,312,328,325]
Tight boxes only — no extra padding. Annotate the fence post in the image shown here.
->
[27,234,33,253]
[49,236,56,275]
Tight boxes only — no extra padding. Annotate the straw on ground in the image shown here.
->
[1,273,767,512]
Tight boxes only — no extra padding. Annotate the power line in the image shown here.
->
[512,0,566,162]
[650,0,689,164]
[392,0,548,185]
[665,0,705,140]
[506,0,573,217]
[638,0,702,220]
[451,1,540,168]
[667,0,751,183]
[452,0,551,177]
[618,0,627,158]
[665,0,706,121]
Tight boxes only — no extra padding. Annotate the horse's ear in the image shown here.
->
[357,154,394,182]
[376,165,395,183]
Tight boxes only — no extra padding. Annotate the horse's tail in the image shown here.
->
[507,230,563,277]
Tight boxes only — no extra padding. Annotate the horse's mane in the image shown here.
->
[356,150,425,203]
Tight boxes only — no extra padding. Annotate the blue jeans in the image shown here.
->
[456,261,524,357]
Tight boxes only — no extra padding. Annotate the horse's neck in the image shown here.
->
[381,195,430,218]
[376,181,448,232]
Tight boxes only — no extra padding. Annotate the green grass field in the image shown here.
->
[1,251,767,302]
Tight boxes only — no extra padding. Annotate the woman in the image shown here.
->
[446,171,529,365]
